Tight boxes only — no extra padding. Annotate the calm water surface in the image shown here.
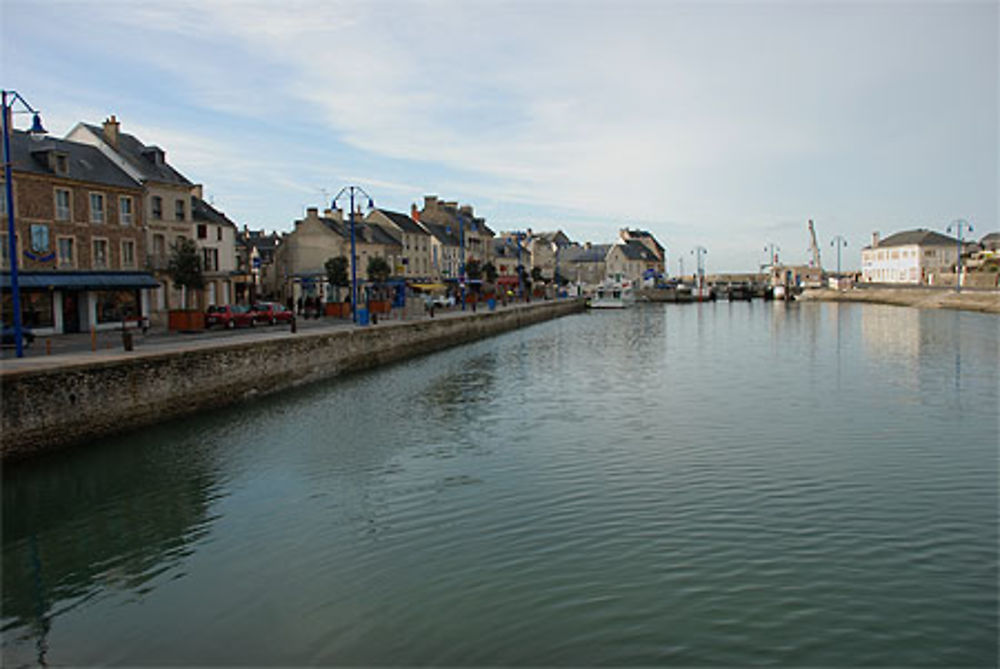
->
[3,302,997,666]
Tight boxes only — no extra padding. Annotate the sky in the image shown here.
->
[2,0,997,272]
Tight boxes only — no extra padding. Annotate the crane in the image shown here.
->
[807,219,822,270]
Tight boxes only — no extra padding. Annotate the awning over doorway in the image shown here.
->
[0,271,160,290]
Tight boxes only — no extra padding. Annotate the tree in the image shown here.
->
[482,262,498,283]
[465,258,483,281]
[167,238,204,309]
[367,256,391,283]
[531,267,544,283]
[325,256,349,301]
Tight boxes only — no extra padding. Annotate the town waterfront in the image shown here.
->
[2,301,997,666]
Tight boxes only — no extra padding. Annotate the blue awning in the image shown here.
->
[0,271,160,290]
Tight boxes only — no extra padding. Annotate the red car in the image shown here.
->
[205,305,256,329]
[251,301,294,325]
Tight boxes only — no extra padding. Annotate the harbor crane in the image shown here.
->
[807,219,822,270]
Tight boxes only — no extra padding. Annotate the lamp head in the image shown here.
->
[367,197,374,209]
[29,112,46,135]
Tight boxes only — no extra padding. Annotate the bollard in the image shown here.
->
[45,338,51,355]
[291,316,297,333]
[90,327,97,351]
[122,329,134,352]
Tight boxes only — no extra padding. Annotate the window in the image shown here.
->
[121,239,136,268]
[119,196,133,226]
[175,199,185,221]
[0,181,7,215]
[197,223,208,239]
[90,193,105,224]
[55,188,71,221]
[55,154,68,175]
[0,233,8,268]
[58,236,75,267]
[29,224,49,254]
[93,238,109,269]
[151,196,163,220]
[153,233,165,257]
[217,226,223,241]
[95,289,139,324]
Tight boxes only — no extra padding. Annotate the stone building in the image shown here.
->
[861,229,960,284]
[365,208,432,279]
[67,117,206,320]
[1,129,155,334]
[191,188,238,306]
[606,239,660,284]
[561,243,611,288]
[416,196,494,272]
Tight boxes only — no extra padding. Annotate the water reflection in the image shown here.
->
[2,435,220,664]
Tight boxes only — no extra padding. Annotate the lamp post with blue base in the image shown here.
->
[331,185,374,323]
[2,90,46,358]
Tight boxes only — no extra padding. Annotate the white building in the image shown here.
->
[861,229,960,284]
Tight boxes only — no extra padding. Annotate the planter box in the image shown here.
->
[369,300,391,315]
[325,302,350,318]
[168,310,205,332]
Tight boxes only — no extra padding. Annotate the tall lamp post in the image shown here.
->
[946,218,973,293]
[331,185,374,322]
[458,214,466,311]
[830,235,847,287]
[3,90,46,358]
[691,245,708,300]
[764,242,780,268]
[512,231,527,298]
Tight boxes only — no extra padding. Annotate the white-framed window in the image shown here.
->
[119,196,133,226]
[58,236,75,268]
[93,238,109,269]
[90,192,105,224]
[175,199,185,221]
[121,239,136,268]
[151,196,163,220]
[55,188,71,221]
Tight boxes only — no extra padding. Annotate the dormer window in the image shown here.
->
[55,154,68,175]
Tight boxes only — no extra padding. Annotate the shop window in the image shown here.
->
[95,289,140,324]
[2,290,54,328]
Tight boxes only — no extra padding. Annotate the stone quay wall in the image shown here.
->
[1,299,585,461]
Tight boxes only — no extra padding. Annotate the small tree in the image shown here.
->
[482,262,498,283]
[465,258,483,281]
[531,267,544,283]
[325,256,349,301]
[167,238,204,309]
[367,256,391,300]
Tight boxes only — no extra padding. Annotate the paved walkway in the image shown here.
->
[0,300,538,373]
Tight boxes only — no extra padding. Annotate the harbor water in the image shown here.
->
[3,302,997,666]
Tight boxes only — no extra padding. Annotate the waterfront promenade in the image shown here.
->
[799,285,1000,314]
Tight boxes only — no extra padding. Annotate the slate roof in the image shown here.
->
[421,221,461,246]
[491,237,529,258]
[618,239,659,261]
[622,228,664,253]
[319,217,401,247]
[870,229,958,249]
[375,209,426,235]
[80,123,192,187]
[192,197,237,228]
[7,130,141,190]
[562,244,612,263]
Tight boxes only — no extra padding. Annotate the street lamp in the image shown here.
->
[764,242,780,268]
[2,90,46,358]
[331,185,374,322]
[946,218,973,293]
[513,231,527,298]
[691,246,708,300]
[458,213,466,311]
[830,235,847,287]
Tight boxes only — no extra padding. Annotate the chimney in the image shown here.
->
[424,195,438,211]
[411,203,420,221]
[103,115,120,149]
[871,231,880,248]
[192,184,204,200]
[459,204,473,216]
[323,208,334,218]
[306,207,319,220]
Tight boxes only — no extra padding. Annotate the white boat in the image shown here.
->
[589,279,636,309]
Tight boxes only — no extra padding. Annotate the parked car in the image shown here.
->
[430,294,456,308]
[252,301,294,325]
[205,305,256,329]
[1,324,35,348]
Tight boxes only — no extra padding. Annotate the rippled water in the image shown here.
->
[3,302,997,666]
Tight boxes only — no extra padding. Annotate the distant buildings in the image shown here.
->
[861,229,961,284]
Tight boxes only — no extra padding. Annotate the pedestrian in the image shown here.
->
[296,296,303,316]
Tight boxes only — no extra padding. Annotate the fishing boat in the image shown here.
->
[589,278,636,309]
